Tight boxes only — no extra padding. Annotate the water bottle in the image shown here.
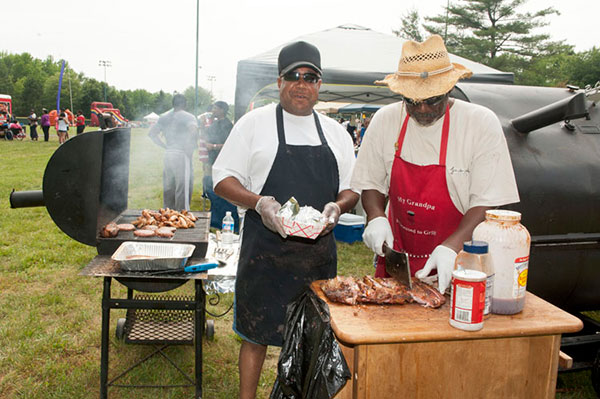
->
[221,211,234,246]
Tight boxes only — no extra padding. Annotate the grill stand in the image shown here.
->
[99,277,205,398]
[80,254,210,399]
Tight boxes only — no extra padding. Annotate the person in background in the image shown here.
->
[346,120,357,145]
[8,118,24,140]
[28,109,38,141]
[199,100,237,229]
[76,110,85,134]
[212,41,358,399]
[59,108,71,140]
[148,94,198,210]
[0,106,10,136]
[352,35,519,294]
[57,111,69,144]
[340,117,348,129]
[40,108,51,141]
[358,117,370,145]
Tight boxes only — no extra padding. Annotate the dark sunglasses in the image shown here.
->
[403,93,447,106]
[282,71,321,84]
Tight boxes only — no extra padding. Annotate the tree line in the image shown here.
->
[0,52,215,119]
[394,0,599,88]
[3,0,599,119]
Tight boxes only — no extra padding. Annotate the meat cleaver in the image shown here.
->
[384,244,412,289]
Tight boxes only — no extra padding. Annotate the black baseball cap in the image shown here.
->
[278,41,322,76]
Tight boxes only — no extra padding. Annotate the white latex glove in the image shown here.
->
[320,202,341,236]
[362,216,394,257]
[255,196,287,238]
[415,245,457,294]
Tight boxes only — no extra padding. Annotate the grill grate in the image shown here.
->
[124,294,195,345]
[97,209,210,258]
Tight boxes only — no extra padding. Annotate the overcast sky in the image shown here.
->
[4,0,597,104]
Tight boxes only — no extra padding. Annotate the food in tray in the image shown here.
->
[100,209,198,238]
[321,275,446,308]
[125,255,155,260]
[132,208,197,229]
[111,242,196,271]
[277,197,325,239]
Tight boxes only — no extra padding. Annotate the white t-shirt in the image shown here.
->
[351,100,519,214]
[57,117,69,132]
[212,103,356,201]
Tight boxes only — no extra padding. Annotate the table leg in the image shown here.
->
[195,280,205,398]
[100,277,112,399]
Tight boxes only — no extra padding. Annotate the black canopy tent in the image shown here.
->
[234,25,514,120]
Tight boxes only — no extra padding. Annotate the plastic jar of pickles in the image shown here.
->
[472,210,531,315]
[454,240,494,317]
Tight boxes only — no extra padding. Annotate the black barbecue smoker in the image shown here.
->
[456,82,600,393]
[10,127,212,398]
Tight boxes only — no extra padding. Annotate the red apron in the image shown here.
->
[375,105,463,277]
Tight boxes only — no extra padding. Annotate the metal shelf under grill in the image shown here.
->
[123,294,195,345]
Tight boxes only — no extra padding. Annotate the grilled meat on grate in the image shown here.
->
[100,222,119,238]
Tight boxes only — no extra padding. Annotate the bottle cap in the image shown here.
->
[225,211,231,216]
[485,209,521,222]
[463,240,488,254]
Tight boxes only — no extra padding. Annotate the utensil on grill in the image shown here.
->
[384,244,412,289]
[148,259,227,275]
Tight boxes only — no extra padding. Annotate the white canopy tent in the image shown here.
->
[234,25,513,120]
[143,112,159,122]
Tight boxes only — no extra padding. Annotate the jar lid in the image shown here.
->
[452,269,487,282]
[463,240,488,254]
[485,209,521,221]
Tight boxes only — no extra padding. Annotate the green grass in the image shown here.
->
[1,127,598,398]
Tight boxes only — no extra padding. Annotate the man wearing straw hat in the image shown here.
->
[352,35,519,293]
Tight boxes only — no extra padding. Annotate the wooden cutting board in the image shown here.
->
[311,280,583,345]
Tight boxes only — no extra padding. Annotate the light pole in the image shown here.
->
[195,0,200,117]
[98,60,111,102]
[207,75,216,96]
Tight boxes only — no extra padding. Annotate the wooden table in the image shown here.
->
[311,282,583,399]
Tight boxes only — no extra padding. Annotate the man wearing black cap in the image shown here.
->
[213,41,358,399]
[199,100,237,229]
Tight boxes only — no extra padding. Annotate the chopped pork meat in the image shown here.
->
[321,276,446,308]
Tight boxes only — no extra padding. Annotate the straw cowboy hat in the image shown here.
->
[376,35,472,101]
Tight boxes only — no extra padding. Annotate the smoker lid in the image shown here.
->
[42,128,131,246]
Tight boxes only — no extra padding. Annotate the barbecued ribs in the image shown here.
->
[321,276,445,308]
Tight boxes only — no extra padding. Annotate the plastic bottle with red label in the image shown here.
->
[472,210,531,315]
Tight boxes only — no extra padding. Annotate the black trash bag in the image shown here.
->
[270,289,351,399]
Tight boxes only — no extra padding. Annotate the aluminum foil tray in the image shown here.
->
[111,242,195,271]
